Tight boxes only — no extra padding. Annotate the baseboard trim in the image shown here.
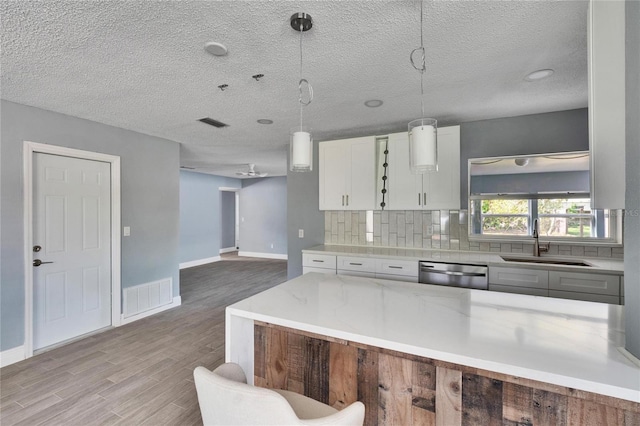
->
[220,247,238,254]
[120,296,181,325]
[179,256,221,269]
[238,251,288,260]
[1,345,26,368]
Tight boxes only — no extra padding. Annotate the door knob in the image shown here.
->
[33,259,54,267]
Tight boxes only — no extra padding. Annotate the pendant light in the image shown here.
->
[408,0,438,173]
[289,12,314,172]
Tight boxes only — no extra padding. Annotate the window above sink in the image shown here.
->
[468,151,622,244]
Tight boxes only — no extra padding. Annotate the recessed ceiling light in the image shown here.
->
[204,41,228,56]
[525,69,554,81]
[257,119,273,125]
[364,99,384,108]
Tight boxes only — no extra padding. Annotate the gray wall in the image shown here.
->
[0,100,180,352]
[460,109,589,206]
[470,171,590,195]
[220,191,236,249]
[287,141,325,279]
[240,177,287,255]
[624,1,640,358]
[179,171,241,263]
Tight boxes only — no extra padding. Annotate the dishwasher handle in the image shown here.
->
[423,269,486,277]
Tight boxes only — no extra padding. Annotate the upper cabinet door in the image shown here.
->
[588,0,625,209]
[388,132,422,210]
[319,140,348,210]
[424,125,461,210]
[319,137,376,211]
[348,137,376,210]
[387,126,460,210]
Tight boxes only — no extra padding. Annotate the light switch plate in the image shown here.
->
[123,226,131,236]
[298,229,304,238]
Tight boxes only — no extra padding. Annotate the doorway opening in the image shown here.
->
[219,187,240,254]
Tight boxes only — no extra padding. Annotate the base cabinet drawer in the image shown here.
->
[549,272,620,296]
[303,254,336,270]
[375,259,418,277]
[549,290,620,305]
[489,267,549,289]
[337,256,376,273]
[489,284,548,297]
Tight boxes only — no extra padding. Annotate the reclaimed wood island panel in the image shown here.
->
[225,273,640,425]
[254,322,640,425]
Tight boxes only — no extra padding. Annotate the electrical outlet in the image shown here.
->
[426,225,433,235]
[298,229,304,238]
[270,243,274,249]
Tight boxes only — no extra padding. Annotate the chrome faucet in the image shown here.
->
[532,218,549,257]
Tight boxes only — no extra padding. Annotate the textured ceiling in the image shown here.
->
[0,1,588,178]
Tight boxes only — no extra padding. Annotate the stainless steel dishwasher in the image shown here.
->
[419,261,488,290]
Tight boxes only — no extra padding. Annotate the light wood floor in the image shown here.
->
[0,253,287,425]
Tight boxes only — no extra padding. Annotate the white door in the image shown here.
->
[33,153,112,350]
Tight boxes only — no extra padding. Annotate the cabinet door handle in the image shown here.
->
[418,193,421,206]
[342,195,345,206]
[346,195,349,206]
[423,192,426,205]
[312,260,324,263]
[349,262,363,266]
[388,265,403,269]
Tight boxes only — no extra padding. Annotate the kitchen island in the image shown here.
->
[226,273,639,424]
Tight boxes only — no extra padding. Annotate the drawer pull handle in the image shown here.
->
[312,260,324,263]
[349,262,363,266]
[388,266,403,269]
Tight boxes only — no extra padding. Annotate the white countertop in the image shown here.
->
[303,244,624,274]
[227,273,639,402]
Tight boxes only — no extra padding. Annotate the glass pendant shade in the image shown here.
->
[290,127,313,172]
[408,118,437,173]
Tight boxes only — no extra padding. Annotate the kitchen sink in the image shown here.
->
[500,256,592,267]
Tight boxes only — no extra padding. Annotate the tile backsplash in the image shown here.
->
[324,210,623,259]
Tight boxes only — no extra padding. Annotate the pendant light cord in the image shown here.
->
[299,22,303,131]
[410,0,426,122]
[298,20,313,132]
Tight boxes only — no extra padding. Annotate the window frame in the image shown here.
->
[468,196,622,244]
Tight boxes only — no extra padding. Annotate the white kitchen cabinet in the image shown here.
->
[549,271,620,297]
[489,266,622,304]
[489,267,550,297]
[386,126,460,210]
[375,258,418,279]
[588,0,625,209]
[319,136,376,210]
[337,256,376,274]
[387,132,423,210]
[489,267,549,289]
[302,253,336,275]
